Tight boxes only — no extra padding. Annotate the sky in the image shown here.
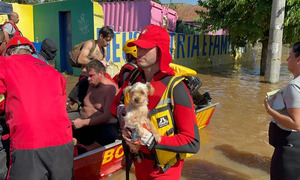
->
[160,0,199,5]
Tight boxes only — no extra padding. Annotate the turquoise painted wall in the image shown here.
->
[33,0,94,74]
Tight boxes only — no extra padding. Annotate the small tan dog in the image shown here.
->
[123,82,161,159]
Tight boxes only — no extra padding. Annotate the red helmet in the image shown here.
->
[4,36,36,56]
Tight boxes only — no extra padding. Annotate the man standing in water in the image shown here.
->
[111,25,200,179]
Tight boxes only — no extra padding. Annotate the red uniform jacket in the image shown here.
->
[0,55,72,149]
[111,69,200,154]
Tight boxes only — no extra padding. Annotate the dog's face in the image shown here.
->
[123,82,154,107]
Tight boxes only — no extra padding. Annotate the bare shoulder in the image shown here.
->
[82,40,94,50]
[104,80,118,93]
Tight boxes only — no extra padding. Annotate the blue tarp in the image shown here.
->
[0,2,12,15]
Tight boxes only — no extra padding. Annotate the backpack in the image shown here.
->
[69,40,96,68]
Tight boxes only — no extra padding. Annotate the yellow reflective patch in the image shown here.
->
[0,94,4,102]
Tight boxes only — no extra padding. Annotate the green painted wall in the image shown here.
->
[33,0,94,75]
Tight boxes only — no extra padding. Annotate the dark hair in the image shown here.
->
[99,26,114,39]
[125,53,136,63]
[293,42,300,57]
[86,60,106,74]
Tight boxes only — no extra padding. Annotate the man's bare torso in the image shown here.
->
[80,79,118,124]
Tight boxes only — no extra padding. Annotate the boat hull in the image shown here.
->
[74,103,219,179]
[74,141,124,180]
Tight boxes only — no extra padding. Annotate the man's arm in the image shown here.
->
[77,40,94,66]
[2,23,12,43]
[3,32,9,43]
[101,48,107,69]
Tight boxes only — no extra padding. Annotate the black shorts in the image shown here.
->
[8,142,74,180]
[73,123,120,146]
[68,111,121,146]
[0,123,8,180]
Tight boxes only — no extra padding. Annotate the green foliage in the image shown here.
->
[197,0,300,47]
[284,0,300,45]
[197,0,272,47]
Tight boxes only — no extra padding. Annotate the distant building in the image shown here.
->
[174,3,227,35]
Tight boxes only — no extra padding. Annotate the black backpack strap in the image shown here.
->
[128,68,140,86]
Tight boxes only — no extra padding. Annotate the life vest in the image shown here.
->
[2,22,22,38]
[148,75,194,172]
[124,71,195,172]
[169,63,197,77]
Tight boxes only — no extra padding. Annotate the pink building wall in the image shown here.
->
[99,0,178,32]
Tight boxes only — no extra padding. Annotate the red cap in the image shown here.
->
[128,25,173,74]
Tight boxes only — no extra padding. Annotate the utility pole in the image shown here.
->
[265,0,286,83]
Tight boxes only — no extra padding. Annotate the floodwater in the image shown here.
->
[65,53,292,180]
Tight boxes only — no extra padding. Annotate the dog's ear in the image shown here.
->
[123,85,131,96]
[146,82,154,96]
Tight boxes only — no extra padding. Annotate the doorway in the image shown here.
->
[59,11,73,74]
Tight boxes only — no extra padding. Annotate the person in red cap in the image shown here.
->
[111,25,200,179]
[0,36,73,180]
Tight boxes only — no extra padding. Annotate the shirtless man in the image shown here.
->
[77,26,114,80]
[69,60,120,150]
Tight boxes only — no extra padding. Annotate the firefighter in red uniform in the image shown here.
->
[113,39,138,88]
[111,25,200,179]
[0,36,73,180]
[2,12,22,42]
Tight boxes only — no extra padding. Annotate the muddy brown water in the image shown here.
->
[64,58,292,180]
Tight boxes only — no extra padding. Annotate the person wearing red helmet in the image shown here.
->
[4,36,35,56]
[111,25,200,179]
[113,39,138,88]
[0,36,73,179]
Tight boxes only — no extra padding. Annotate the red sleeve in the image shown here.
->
[0,57,6,113]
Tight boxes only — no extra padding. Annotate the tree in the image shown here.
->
[196,0,300,75]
